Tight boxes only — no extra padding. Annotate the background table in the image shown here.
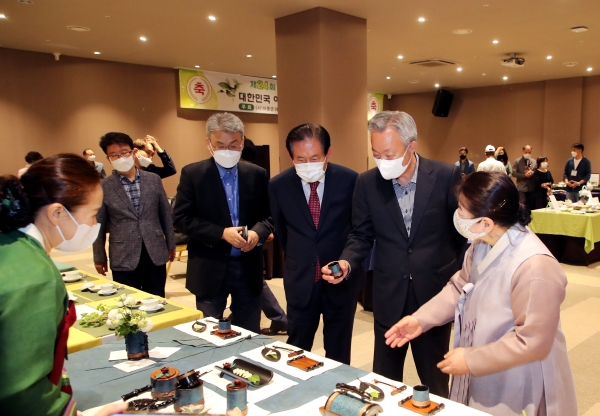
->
[530,209,600,264]
[67,325,489,415]
[66,271,202,353]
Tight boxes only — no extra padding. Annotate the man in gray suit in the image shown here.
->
[93,132,176,297]
[512,145,537,210]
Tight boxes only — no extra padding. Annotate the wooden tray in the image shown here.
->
[287,355,324,372]
[210,329,241,340]
[399,396,445,415]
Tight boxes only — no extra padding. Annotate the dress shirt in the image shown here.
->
[301,175,326,206]
[216,162,241,257]
[117,168,141,213]
[392,155,419,236]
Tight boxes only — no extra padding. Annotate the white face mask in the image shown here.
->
[55,207,101,253]
[294,161,326,183]
[137,155,152,168]
[523,153,531,160]
[111,155,135,172]
[571,151,578,158]
[87,155,96,162]
[209,143,242,169]
[453,210,487,241]
[541,162,548,169]
[374,146,411,180]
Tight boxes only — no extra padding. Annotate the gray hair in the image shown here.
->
[368,111,417,147]
[206,112,245,138]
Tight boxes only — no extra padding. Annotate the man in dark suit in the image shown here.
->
[324,111,465,396]
[173,113,273,333]
[133,136,177,179]
[93,132,176,297]
[269,124,361,364]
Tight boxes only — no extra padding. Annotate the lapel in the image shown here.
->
[287,170,316,230]
[111,171,138,217]
[317,164,337,230]
[376,169,409,241]
[237,162,250,226]
[408,156,436,244]
[137,169,147,216]
[207,158,234,227]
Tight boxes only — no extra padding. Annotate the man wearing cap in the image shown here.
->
[477,145,507,174]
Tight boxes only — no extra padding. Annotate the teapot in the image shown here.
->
[579,185,592,204]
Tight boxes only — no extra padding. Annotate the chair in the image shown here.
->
[167,244,187,276]
[167,196,189,276]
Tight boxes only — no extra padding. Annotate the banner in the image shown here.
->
[179,69,278,114]
[367,92,384,120]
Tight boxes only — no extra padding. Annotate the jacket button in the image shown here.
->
[407,247,413,254]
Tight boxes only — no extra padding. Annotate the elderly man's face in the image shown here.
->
[523,146,532,155]
[206,131,244,153]
[371,128,415,161]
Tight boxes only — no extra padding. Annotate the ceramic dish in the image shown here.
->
[261,345,282,362]
[99,288,117,295]
[139,305,164,312]
[61,271,82,282]
[215,358,273,387]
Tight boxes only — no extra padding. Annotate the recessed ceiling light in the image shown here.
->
[208,15,217,21]
[417,17,426,22]
[457,67,463,72]
[503,76,508,80]
[409,80,419,84]
[482,73,486,76]
[195,65,200,68]
[386,76,391,80]
[587,67,593,72]
[546,55,552,60]
[571,26,588,33]
[139,36,147,41]
[94,51,101,55]
[67,26,91,32]
[246,54,252,58]
[452,29,472,35]
[272,75,277,78]
[397,55,403,59]
[492,40,499,44]
[563,62,578,67]
[0,14,6,19]
[434,83,440,87]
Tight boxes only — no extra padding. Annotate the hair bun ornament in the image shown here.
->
[1,189,21,217]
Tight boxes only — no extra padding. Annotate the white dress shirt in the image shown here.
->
[301,175,325,206]
[477,157,507,174]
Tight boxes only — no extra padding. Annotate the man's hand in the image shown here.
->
[461,173,466,179]
[568,180,578,188]
[321,260,349,284]
[525,170,533,178]
[169,248,177,262]
[222,226,247,248]
[241,230,259,252]
[437,348,470,375]
[384,315,423,348]
[95,262,108,276]
[146,135,163,153]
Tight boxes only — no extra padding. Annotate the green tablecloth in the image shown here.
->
[530,209,600,253]
[52,260,77,272]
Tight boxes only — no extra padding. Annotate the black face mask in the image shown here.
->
[459,154,467,160]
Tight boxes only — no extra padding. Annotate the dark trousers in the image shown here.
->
[518,191,534,211]
[195,260,261,333]
[373,281,451,398]
[112,243,166,297]
[286,279,356,365]
[262,280,288,329]
[534,195,549,210]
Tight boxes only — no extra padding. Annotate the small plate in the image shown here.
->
[98,288,117,295]
[62,272,81,283]
[261,346,281,362]
[139,305,164,312]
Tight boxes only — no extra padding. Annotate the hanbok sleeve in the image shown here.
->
[463,254,566,377]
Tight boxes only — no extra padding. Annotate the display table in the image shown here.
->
[530,209,600,264]
[65,271,202,353]
[67,323,489,415]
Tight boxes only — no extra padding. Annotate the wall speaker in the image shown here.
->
[432,89,454,117]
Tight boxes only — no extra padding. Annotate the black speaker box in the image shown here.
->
[432,89,454,117]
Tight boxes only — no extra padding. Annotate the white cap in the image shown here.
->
[485,145,495,153]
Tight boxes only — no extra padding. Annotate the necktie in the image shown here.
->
[308,182,321,282]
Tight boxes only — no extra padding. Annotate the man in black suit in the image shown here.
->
[173,113,273,333]
[269,124,361,364]
[324,111,465,396]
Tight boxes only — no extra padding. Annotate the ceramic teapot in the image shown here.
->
[580,185,592,204]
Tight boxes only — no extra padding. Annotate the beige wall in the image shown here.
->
[388,76,599,177]
[0,47,279,196]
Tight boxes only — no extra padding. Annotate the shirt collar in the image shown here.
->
[215,162,238,179]
[117,168,140,182]
[476,224,526,275]
[393,154,419,187]
[18,223,46,251]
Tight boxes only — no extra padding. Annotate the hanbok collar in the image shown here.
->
[18,223,46,251]
[476,223,525,275]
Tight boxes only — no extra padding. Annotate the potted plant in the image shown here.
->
[107,295,154,360]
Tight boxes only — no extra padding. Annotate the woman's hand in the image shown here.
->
[384,316,423,348]
[437,348,470,375]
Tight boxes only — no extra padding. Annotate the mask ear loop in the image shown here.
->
[55,205,80,242]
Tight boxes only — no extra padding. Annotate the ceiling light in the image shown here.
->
[246,54,252,58]
[0,14,6,19]
[386,76,391,80]
[18,0,33,3]
[452,29,472,35]
[503,76,508,80]
[208,15,217,21]
[409,80,419,84]
[417,17,426,22]
[139,36,147,41]
[587,67,593,72]
[434,83,440,87]
[571,26,588,33]
[67,26,91,32]
[94,51,101,55]
[482,73,486,76]
[195,65,200,68]
[272,75,277,78]
[457,67,463,72]
[397,55,403,59]
[546,55,552,60]
[492,40,499,44]
[563,62,578,67]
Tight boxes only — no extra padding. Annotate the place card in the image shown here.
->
[108,350,128,361]
[149,347,180,359]
[113,358,155,373]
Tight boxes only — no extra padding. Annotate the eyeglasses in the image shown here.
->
[210,142,242,152]
[108,150,133,160]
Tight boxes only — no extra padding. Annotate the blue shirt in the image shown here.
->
[392,155,419,236]
[117,168,141,213]
[216,162,240,257]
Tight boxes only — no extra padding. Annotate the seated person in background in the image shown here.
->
[563,142,592,203]
[495,146,512,176]
[17,151,43,178]
[477,145,506,174]
[93,132,176,297]
[133,135,177,179]
[532,156,554,209]
[83,148,106,178]
[455,147,475,178]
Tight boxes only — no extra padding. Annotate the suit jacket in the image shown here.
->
[512,156,537,192]
[340,156,466,328]
[93,169,176,271]
[563,157,592,192]
[269,163,363,309]
[93,161,106,178]
[455,159,475,175]
[173,158,273,298]
[144,151,177,179]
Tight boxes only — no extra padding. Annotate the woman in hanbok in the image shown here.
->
[0,154,127,416]
[385,171,576,416]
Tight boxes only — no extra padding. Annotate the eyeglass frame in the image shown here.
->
[107,150,134,161]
